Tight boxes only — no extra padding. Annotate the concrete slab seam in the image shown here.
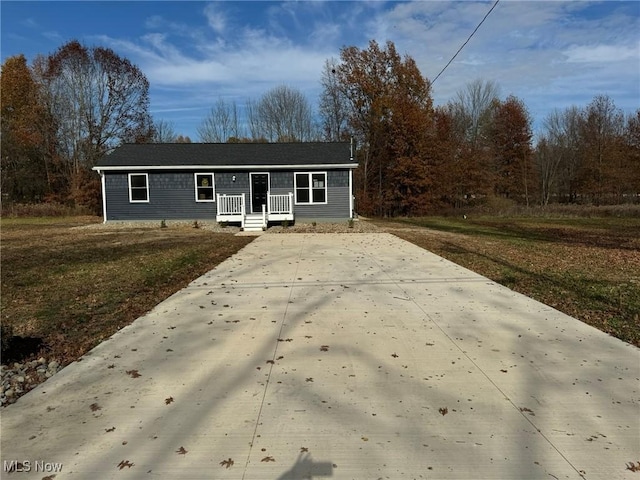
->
[362,240,589,480]
[241,237,305,479]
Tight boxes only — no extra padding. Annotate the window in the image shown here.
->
[128,173,149,202]
[295,172,327,204]
[195,173,215,202]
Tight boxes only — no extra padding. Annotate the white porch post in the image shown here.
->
[262,203,266,229]
[241,193,246,228]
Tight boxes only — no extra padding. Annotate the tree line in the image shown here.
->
[2,39,638,215]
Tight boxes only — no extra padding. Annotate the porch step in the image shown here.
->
[243,214,265,232]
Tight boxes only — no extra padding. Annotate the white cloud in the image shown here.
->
[203,3,226,34]
[564,43,639,63]
[21,17,38,29]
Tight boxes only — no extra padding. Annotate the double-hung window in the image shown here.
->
[295,172,327,204]
[128,173,149,202]
[195,173,215,202]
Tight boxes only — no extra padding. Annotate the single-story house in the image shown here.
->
[92,142,357,230]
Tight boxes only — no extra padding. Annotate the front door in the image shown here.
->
[250,173,269,213]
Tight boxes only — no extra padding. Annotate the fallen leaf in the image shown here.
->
[126,369,141,378]
[519,407,535,416]
[626,461,640,472]
[361,436,369,441]
[439,407,448,416]
[176,446,188,455]
[117,460,134,470]
[220,458,234,469]
[300,447,309,452]
[306,377,314,382]
[165,397,174,405]
[105,427,116,432]
[276,356,284,360]
[320,345,329,352]
[261,456,275,462]
[42,475,57,480]
[107,364,115,369]
[90,403,102,412]
[266,360,275,364]
[391,353,399,358]
[500,369,508,373]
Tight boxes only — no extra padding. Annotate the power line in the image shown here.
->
[431,0,500,86]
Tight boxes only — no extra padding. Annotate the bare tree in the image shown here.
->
[35,40,152,208]
[152,119,177,143]
[451,79,500,147]
[42,41,151,169]
[247,85,315,142]
[197,98,241,142]
[319,58,349,141]
[245,97,263,141]
[538,107,579,204]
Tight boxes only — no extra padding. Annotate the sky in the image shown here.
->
[2,1,639,141]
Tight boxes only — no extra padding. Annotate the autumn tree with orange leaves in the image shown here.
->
[489,95,534,205]
[0,55,52,202]
[330,40,435,216]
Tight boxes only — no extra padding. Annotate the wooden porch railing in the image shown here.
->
[216,192,293,226]
[268,193,293,215]
[216,193,245,216]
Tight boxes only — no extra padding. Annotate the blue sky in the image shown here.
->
[2,1,639,141]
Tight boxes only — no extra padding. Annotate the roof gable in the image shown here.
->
[94,142,356,170]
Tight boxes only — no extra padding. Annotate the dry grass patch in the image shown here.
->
[1,217,253,365]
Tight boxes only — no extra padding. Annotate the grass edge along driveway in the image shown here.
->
[375,216,640,348]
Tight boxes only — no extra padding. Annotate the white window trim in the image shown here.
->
[194,172,216,203]
[294,171,328,205]
[128,173,149,203]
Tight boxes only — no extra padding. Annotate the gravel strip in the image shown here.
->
[74,218,383,234]
[1,358,61,406]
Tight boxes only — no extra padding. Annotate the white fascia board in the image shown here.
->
[93,163,358,172]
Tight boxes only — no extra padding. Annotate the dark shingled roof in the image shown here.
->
[95,142,356,168]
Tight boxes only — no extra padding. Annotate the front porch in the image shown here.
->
[216,193,294,231]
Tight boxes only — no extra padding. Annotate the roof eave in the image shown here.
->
[93,163,359,172]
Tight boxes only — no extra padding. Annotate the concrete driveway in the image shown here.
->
[1,233,638,479]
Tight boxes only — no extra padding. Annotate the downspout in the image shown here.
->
[99,170,107,223]
[349,138,355,219]
[349,169,354,219]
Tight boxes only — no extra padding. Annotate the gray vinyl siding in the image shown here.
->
[105,171,218,221]
[270,169,351,220]
[104,169,352,221]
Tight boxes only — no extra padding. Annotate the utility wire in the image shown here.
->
[431,0,500,85]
